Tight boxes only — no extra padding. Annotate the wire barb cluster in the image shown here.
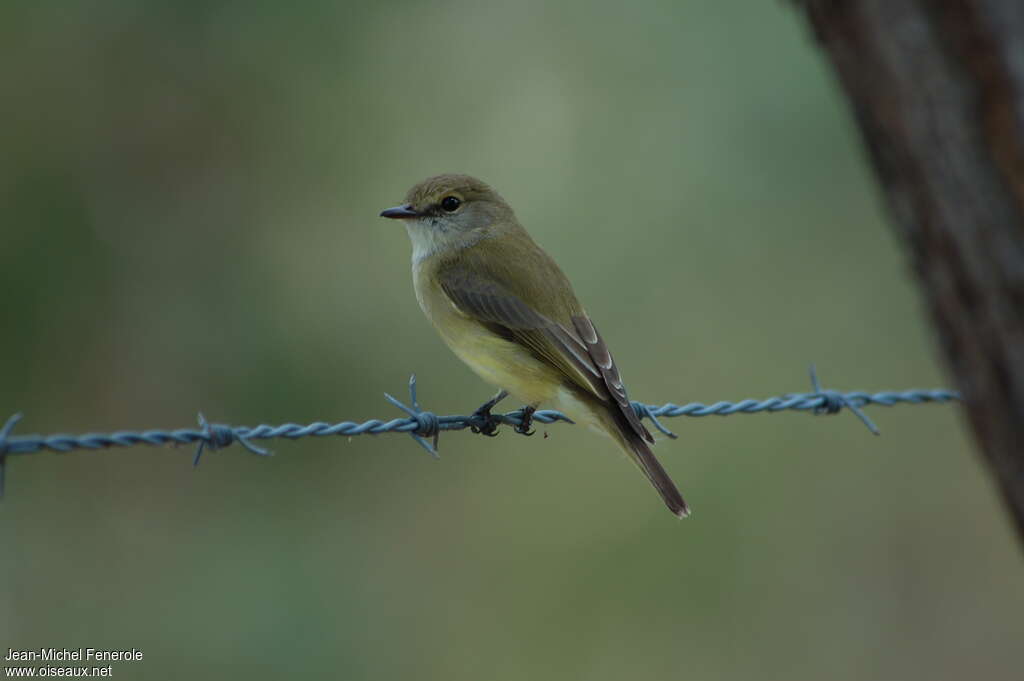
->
[0,367,962,498]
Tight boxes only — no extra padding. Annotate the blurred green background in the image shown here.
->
[1,1,1021,679]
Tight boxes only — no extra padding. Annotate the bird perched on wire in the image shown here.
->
[381,174,688,517]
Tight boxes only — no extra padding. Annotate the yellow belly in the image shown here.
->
[441,318,609,434]
[411,260,609,434]
[413,264,560,407]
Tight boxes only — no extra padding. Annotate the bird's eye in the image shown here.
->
[440,196,461,212]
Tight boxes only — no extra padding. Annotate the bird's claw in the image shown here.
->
[515,406,536,436]
[471,419,501,437]
[470,391,507,437]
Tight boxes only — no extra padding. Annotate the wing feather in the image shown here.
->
[439,266,653,444]
[572,316,654,444]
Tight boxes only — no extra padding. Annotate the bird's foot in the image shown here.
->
[470,390,508,437]
[515,405,537,436]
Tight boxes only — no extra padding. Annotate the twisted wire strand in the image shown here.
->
[0,366,958,499]
[0,368,961,497]
[0,378,960,456]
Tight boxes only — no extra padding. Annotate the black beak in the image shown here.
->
[379,204,419,219]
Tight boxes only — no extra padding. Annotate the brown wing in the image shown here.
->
[570,315,654,444]
[439,266,654,445]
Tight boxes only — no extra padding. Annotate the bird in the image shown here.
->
[380,174,688,517]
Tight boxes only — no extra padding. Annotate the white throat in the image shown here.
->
[404,220,450,264]
[404,219,484,264]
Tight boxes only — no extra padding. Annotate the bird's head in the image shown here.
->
[380,174,515,260]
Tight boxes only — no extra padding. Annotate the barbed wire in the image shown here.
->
[0,366,961,498]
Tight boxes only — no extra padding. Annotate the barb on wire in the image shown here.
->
[193,412,271,467]
[384,375,441,458]
[0,413,24,498]
[0,366,962,498]
[807,364,879,435]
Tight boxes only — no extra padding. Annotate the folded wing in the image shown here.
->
[438,265,653,445]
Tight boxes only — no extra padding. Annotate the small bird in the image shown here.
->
[380,174,688,517]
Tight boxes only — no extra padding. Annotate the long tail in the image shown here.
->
[604,413,689,518]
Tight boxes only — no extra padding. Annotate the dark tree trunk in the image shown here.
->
[796,0,1024,538]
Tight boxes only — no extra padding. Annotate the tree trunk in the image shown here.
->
[796,0,1024,538]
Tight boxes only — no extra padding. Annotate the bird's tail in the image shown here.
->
[603,412,689,518]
